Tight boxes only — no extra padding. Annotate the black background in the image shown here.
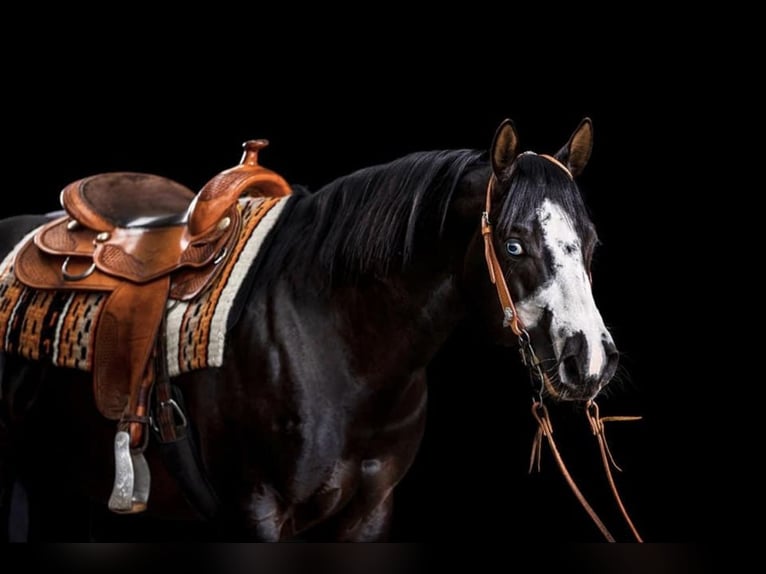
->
[2,23,718,547]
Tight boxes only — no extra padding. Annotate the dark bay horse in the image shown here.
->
[0,118,618,541]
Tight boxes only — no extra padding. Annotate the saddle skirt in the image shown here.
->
[0,195,287,385]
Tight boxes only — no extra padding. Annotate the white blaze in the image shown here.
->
[515,199,611,379]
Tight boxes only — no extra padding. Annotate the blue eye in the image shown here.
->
[506,240,524,256]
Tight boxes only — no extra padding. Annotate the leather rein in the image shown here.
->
[480,156,643,543]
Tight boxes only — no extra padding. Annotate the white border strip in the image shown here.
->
[206,198,288,367]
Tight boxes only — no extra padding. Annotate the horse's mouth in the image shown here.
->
[542,371,601,403]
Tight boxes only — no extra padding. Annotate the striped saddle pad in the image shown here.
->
[0,196,288,377]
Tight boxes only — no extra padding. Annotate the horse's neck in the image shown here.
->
[324,269,464,382]
[248,163,489,378]
[324,165,488,372]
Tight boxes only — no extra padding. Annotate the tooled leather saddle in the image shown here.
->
[11,139,291,513]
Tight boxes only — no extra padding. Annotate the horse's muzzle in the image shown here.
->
[558,333,619,400]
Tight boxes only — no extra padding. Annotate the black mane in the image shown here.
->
[254,149,486,287]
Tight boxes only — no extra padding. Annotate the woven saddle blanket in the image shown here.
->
[0,196,288,377]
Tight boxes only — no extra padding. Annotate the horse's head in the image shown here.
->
[478,118,617,401]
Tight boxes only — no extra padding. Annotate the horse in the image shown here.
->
[0,117,621,541]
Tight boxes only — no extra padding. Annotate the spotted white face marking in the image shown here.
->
[515,199,612,381]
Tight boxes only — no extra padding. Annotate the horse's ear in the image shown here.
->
[491,119,519,178]
[555,117,593,177]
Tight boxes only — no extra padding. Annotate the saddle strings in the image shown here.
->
[481,168,643,543]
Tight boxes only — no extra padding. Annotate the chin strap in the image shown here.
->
[482,168,643,542]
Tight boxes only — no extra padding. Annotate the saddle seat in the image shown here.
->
[61,172,195,230]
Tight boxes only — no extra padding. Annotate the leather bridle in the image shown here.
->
[480,156,643,542]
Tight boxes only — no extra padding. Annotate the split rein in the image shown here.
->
[481,164,643,543]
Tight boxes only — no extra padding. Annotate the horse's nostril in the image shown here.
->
[562,354,580,384]
[559,333,585,386]
[601,348,620,385]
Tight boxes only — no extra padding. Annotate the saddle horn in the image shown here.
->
[186,140,291,238]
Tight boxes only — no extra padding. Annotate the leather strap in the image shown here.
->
[539,154,573,179]
[586,401,643,542]
[530,401,616,542]
[96,276,171,422]
[481,176,523,337]
[530,400,643,542]
[151,313,220,519]
[153,314,178,443]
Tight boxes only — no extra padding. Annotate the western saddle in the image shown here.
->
[12,140,291,513]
